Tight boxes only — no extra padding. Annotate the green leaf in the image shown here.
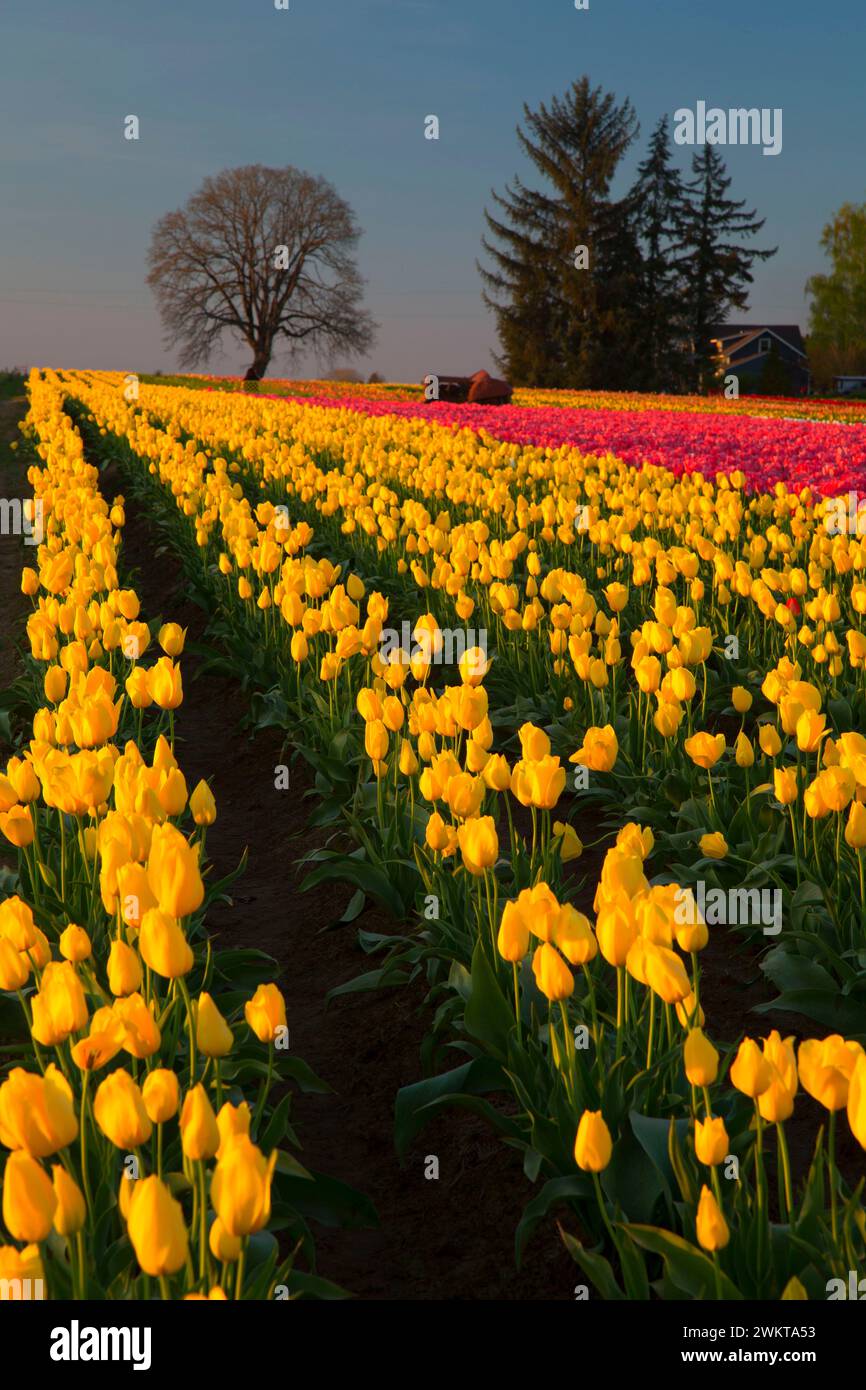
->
[754,988,866,1033]
[326,963,410,1001]
[761,944,837,995]
[559,1226,625,1300]
[300,855,406,919]
[464,938,516,1061]
[276,1055,332,1094]
[629,1110,690,1206]
[515,1176,592,1267]
[394,1056,506,1161]
[625,1224,743,1299]
[273,1165,379,1231]
[601,1120,666,1223]
[259,1093,294,1151]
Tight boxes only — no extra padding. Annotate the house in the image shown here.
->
[709,324,811,395]
[833,375,866,396]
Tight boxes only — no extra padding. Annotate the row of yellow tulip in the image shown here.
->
[0,372,341,1302]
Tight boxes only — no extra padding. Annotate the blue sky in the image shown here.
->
[1,0,862,380]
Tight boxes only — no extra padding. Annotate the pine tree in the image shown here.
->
[479,77,640,388]
[629,117,689,391]
[676,146,777,390]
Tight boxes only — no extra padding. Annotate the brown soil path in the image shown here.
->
[106,462,576,1300]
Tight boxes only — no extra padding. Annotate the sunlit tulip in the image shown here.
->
[93,1069,152,1148]
[531,942,574,1001]
[2,1151,57,1243]
[729,1038,772,1098]
[695,1185,729,1251]
[574,1110,612,1172]
[210,1135,278,1237]
[694,1116,729,1166]
[0,1065,78,1157]
[127,1176,189,1276]
[457,816,498,876]
[196,992,234,1057]
[189,779,217,826]
[146,656,183,709]
[139,909,194,979]
[180,1084,220,1160]
[51,1165,86,1236]
[30,962,89,1046]
[244,982,287,1044]
[684,1028,718,1086]
[146,822,204,918]
[142,1069,180,1125]
[798,1036,863,1111]
[684,732,725,769]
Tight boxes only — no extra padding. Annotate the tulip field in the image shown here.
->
[3,365,866,1304]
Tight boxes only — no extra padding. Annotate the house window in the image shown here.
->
[759,335,771,354]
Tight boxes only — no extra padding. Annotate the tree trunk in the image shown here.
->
[245,347,271,381]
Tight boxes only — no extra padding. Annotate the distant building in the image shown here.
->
[833,375,866,396]
[710,324,811,395]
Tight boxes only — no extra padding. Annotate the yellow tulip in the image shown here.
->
[127,1176,189,1276]
[695,1185,729,1251]
[574,1110,613,1172]
[2,1151,57,1243]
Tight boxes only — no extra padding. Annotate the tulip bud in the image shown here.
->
[59,924,92,963]
[531,942,574,1001]
[180,1084,220,1161]
[93,1069,152,1148]
[730,1037,773,1097]
[217,1101,251,1158]
[190,779,217,827]
[684,1028,719,1086]
[694,1115,728,1166]
[759,724,782,758]
[127,1176,189,1276]
[0,935,30,991]
[196,992,234,1058]
[138,909,194,980]
[107,939,143,997]
[574,1110,613,1172]
[2,1151,57,1242]
[698,832,728,860]
[695,1184,729,1251]
[142,1069,180,1125]
[845,800,866,850]
[244,983,287,1044]
[51,1165,86,1236]
[847,1053,866,1149]
[210,1135,278,1237]
[209,1216,242,1262]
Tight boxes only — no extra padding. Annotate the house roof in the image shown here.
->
[711,324,807,357]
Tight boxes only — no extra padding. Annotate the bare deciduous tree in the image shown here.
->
[147,164,377,379]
